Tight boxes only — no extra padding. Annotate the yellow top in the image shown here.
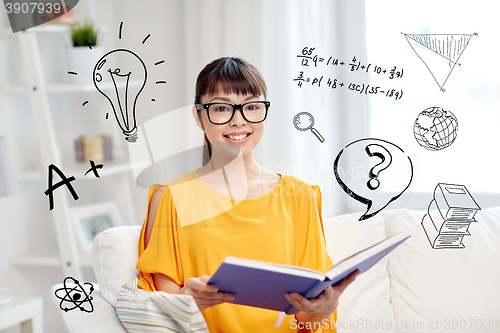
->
[137,170,337,332]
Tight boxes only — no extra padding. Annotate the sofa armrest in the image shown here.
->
[48,283,127,333]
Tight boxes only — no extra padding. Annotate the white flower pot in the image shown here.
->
[66,46,104,85]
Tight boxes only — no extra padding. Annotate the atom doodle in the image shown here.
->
[54,276,94,313]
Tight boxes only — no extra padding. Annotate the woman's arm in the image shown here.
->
[286,187,358,330]
[144,187,182,294]
[144,187,234,310]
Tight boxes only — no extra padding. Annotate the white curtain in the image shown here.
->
[99,0,369,217]
[180,0,368,217]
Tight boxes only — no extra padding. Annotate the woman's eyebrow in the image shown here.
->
[208,95,258,103]
[208,96,230,102]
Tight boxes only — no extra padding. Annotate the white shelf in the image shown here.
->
[0,80,143,93]
[4,24,137,280]
[65,158,132,178]
[0,24,70,36]
[50,80,144,92]
[11,248,93,268]
[47,84,98,92]
[17,171,45,181]
[18,157,132,181]
[0,295,43,333]
[0,85,26,93]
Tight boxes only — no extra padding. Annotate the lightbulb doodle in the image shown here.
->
[54,276,94,313]
[333,138,413,221]
[67,22,166,143]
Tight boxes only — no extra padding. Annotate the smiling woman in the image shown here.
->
[116,56,358,333]
[193,57,269,166]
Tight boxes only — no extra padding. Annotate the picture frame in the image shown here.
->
[70,201,123,253]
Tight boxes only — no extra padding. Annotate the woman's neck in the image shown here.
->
[200,148,260,178]
[197,148,280,200]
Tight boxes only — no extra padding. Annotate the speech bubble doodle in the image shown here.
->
[333,138,413,221]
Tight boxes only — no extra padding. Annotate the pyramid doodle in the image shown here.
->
[404,33,476,92]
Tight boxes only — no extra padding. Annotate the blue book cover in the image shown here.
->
[208,232,410,314]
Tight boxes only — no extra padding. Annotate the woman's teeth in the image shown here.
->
[227,134,248,140]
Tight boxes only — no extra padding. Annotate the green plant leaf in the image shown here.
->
[70,21,99,47]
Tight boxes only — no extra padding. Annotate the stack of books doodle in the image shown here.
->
[421,183,480,249]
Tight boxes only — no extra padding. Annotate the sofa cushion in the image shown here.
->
[385,207,500,333]
[93,226,142,308]
[324,213,396,333]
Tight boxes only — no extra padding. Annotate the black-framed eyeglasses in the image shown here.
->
[195,101,270,125]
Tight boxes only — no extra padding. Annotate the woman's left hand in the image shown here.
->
[284,270,359,316]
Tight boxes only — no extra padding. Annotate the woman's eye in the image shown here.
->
[214,106,229,112]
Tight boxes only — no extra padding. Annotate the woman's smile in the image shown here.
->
[224,131,252,143]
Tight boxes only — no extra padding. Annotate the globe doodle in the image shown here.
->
[413,107,458,151]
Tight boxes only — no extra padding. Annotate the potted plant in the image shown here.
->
[67,21,103,85]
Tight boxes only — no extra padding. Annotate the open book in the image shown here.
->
[208,232,410,314]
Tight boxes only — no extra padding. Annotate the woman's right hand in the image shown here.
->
[178,275,235,311]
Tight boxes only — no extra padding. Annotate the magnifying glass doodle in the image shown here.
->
[293,112,325,143]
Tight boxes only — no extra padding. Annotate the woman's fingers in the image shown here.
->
[185,277,233,299]
[180,276,235,310]
[191,289,234,301]
[185,276,217,291]
[284,271,360,314]
[332,270,359,294]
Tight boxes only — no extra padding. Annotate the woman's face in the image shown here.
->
[195,90,267,159]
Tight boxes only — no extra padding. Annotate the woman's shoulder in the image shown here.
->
[146,170,199,200]
[167,170,199,187]
[277,174,319,197]
[278,173,314,187]
[147,170,198,191]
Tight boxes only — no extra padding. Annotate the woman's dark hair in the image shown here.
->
[195,57,267,165]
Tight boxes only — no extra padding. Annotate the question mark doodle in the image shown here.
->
[333,138,413,221]
[365,144,392,190]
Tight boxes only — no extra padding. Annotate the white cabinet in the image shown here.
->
[0,25,136,279]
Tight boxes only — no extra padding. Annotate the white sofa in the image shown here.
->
[48,206,500,332]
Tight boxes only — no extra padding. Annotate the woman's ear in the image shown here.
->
[192,105,205,131]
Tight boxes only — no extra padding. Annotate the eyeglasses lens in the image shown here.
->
[209,102,267,123]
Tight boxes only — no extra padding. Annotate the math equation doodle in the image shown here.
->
[403,33,477,92]
[293,47,404,100]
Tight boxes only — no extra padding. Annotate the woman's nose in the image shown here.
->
[230,108,246,125]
